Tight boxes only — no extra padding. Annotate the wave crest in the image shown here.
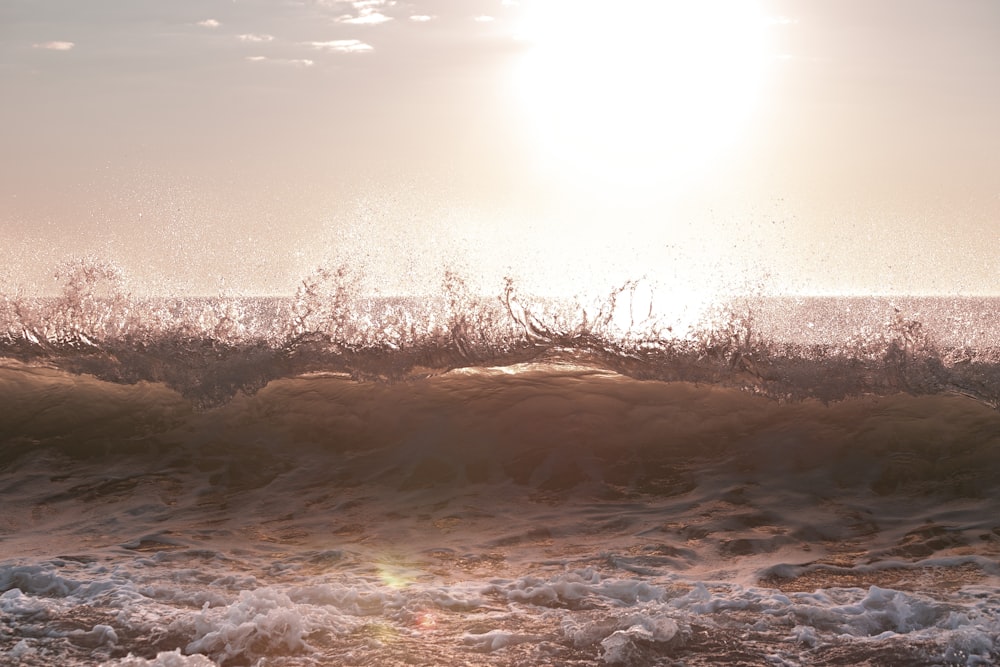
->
[2,259,999,408]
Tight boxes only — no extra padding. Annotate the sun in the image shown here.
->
[514,0,768,194]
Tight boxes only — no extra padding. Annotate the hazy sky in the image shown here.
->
[2,0,999,296]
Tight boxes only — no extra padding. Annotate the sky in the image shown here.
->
[2,0,999,297]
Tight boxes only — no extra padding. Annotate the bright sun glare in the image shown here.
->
[516,0,768,193]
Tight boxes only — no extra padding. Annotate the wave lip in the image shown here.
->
[3,287,1000,408]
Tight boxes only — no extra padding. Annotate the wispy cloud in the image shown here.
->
[33,41,75,51]
[320,0,395,25]
[197,19,221,28]
[337,12,392,25]
[238,33,275,42]
[308,39,373,53]
[346,0,390,9]
[409,15,433,22]
[246,56,314,67]
[474,15,495,23]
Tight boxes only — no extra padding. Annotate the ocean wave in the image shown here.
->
[2,259,1000,408]
[4,262,1000,666]
[3,364,999,501]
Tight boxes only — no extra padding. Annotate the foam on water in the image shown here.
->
[2,553,998,666]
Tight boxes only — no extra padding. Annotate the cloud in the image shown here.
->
[246,56,314,66]
[197,19,221,28]
[409,15,433,22]
[33,41,75,51]
[348,0,390,9]
[474,15,495,23]
[308,39,373,53]
[319,0,395,25]
[238,33,275,42]
[337,12,392,25]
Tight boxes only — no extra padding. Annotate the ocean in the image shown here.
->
[1,266,999,666]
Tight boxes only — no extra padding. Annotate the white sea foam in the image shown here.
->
[183,589,319,663]
[1,553,997,666]
[462,628,538,652]
[115,649,216,666]
[599,615,679,665]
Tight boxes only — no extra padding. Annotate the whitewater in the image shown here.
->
[1,260,999,666]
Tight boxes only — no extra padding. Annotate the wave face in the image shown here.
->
[2,264,1000,665]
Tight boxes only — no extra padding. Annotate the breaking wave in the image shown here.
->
[3,259,1000,666]
[2,258,999,408]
